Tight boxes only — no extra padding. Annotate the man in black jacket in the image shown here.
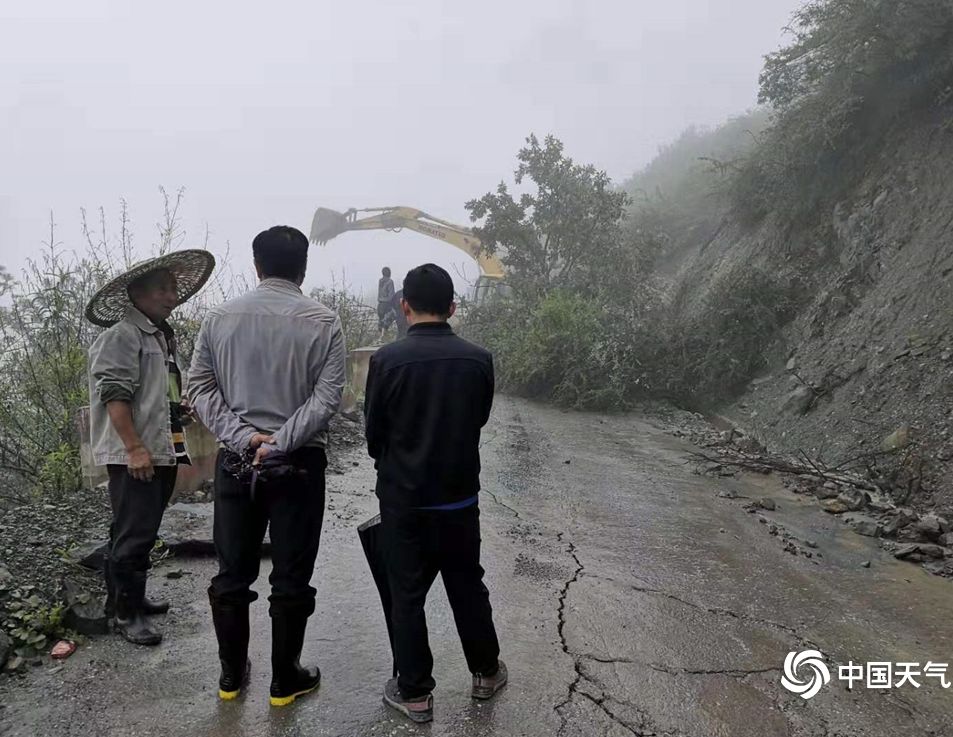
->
[364,263,506,723]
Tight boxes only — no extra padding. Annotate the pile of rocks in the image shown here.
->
[675,415,953,579]
[0,493,111,673]
[784,473,953,577]
[741,497,821,562]
[0,492,111,604]
[327,412,365,474]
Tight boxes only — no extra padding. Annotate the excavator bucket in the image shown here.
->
[309,207,350,245]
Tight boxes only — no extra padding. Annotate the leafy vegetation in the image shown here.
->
[311,276,379,352]
[733,0,953,224]
[622,110,770,270]
[0,229,107,498]
[464,2,953,411]
[462,135,665,409]
[0,192,245,501]
[466,134,637,301]
[0,577,66,658]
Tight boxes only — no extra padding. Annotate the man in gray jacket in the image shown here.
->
[189,225,346,706]
[378,266,396,340]
[86,249,215,647]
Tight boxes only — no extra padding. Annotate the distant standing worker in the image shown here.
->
[189,226,346,706]
[377,266,396,341]
[364,263,507,724]
[86,250,216,646]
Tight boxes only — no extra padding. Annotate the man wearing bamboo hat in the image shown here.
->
[86,249,215,646]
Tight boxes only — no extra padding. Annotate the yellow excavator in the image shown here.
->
[308,206,507,304]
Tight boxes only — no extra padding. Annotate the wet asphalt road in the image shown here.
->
[3,396,953,736]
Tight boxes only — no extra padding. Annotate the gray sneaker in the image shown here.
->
[383,678,433,723]
[472,659,508,700]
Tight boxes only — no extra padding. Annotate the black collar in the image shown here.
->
[408,322,454,335]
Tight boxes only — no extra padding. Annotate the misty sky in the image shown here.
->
[0,0,801,300]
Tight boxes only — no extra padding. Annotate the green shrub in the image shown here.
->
[733,0,953,224]
[662,266,804,403]
[311,279,378,352]
[463,291,666,411]
[1,584,65,657]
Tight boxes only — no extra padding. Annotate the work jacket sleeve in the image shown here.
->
[481,354,495,427]
[187,314,258,452]
[364,352,387,461]
[89,324,141,404]
[272,317,347,453]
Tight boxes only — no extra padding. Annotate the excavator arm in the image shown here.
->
[309,206,505,280]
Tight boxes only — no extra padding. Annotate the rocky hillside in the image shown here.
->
[668,104,953,515]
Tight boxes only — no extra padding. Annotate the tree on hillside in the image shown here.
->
[759,0,953,111]
[621,111,771,271]
[733,0,953,223]
[0,223,106,496]
[460,136,670,410]
[0,266,12,297]
[465,134,633,299]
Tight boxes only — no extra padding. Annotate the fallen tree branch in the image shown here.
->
[688,448,884,494]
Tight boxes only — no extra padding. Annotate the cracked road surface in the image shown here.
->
[3,397,953,736]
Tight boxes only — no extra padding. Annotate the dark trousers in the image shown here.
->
[381,502,500,698]
[106,464,177,607]
[209,448,327,617]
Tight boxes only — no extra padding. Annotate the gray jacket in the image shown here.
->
[88,307,177,467]
[188,278,346,453]
[378,277,395,304]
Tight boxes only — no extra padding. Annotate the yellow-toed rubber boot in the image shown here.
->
[210,598,251,701]
[269,610,320,707]
[219,660,251,701]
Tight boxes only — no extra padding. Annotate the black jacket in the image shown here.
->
[364,322,494,508]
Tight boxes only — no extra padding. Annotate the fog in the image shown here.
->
[0,0,800,300]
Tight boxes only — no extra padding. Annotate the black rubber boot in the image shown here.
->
[107,559,168,616]
[142,597,170,616]
[103,558,116,620]
[113,568,162,647]
[269,611,320,707]
[210,598,251,701]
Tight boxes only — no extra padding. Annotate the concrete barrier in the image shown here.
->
[346,346,379,408]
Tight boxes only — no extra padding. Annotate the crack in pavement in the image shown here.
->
[580,654,638,665]
[506,403,794,737]
[550,534,684,737]
[555,533,585,656]
[583,572,823,652]
[483,488,520,518]
[553,568,818,737]
[617,579,823,653]
[587,579,929,730]
[575,685,654,737]
[646,662,780,679]
[553,661,586,736]
[550,532,737,737]
[575,653,781,681]
[575,665,689,737]
[501,400,936,737]
[554,531,586,736]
